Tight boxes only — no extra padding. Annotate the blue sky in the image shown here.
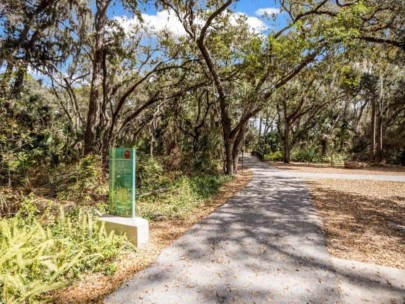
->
[0,1,289,79]
[234,0,279,16]
[107,0,288,35]
[0,1,287,42]
[109,0,282,16]
[235,0,288,30]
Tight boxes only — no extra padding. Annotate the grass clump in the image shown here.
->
[264,151,283,161]
[138,174,231,221]
[0,198,133,304]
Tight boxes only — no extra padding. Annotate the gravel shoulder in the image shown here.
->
[307,179,405,269]
[271,161,405,176]
[268,168,405,182]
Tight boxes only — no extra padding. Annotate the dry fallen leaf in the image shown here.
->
[307,179,405,269]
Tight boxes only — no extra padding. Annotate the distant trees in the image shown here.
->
[359,61,405,163]
[0,0,88,97]
[1,0,404,183]
[157,0,332,174]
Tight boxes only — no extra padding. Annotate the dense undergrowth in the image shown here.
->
[136,156,230,220]
[264,148,347,165]
[0,155,231,303]
[138,174,231,221]
[0,198,133,304]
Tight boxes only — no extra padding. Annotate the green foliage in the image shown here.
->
[392,150,405,166]
[256,132,282,155]
[137,156,165,190]
[0,96,53,185]
[0,81,78,188]
[327,152,347,165]
[51,155,106,202]
[291,147,348,165]
[292,147,321,163]
[339,65,361,90]
[138,174,231,221]
[187,131,224,174]
[0,198,133,303]
[320,1,369,46]
[264,151,283,162]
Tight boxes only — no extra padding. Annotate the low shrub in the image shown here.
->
[327,152,347,165]
[291,147,348,165]
[136,156,173,194]
[138,174,231,221]
[264,151,283,162]
[256,132,282,155]
[386,149,405,166]
[50,155,106,202]
[0,198,133,303]
[292,147,320,163]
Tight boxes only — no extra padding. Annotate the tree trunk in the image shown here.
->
[375,75,384,163]
[375,115,383,163]
[150,127,155,158]
[231,125,246,174]
[283,121,290,163]
[264,116,269,135]
[259,116,262,137]
[101,133,111,165]
[232,153,239,174]
[330,140,336,167]
[369,99,376,162]
[84,0,109,155]
[220,102,234,175]
[10,63,27,98]
[224,138,234,175]
[321,135,328,157]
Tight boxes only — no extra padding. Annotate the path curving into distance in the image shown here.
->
[107,156,405,304]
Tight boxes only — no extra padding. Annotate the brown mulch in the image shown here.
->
[51,170,253,303]
[307,179,405,269]
[272,162,405,176]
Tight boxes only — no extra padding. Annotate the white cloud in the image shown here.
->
[112,16,137,36]
[255,8,281,16]
[142,10,187,36]
[115,9,268,38]
[230,12,268,33]
[27,65,44,77]
[114,10,186,37]
[246,15,268,32]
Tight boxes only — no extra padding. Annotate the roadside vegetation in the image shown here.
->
[0,0,404,302]
[0,154,234,303]
[138,174,231,221]
[0,199,133,303]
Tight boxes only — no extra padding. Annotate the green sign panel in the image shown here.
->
[109,148,136,218]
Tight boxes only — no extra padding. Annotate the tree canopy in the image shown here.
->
[1,0,404,183]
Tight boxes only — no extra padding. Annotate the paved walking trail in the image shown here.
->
[107,156,405,304]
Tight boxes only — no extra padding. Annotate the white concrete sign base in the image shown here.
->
[98,215,149,247]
